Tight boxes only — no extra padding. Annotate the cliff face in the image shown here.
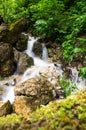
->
[0,88,86,130]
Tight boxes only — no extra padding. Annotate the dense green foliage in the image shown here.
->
[0,0,86,76]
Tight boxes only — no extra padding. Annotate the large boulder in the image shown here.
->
[7,18,27,45]
[17,53,34,74]
[0,18,27,46]
[15,33,28,51]
[0,43,15,77]
[0,25,9,42]
[0,101,12,116]
[13,77,55,114]
[33,41,42,58]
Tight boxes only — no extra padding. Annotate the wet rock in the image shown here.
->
[0,101,12,116]
[0,43,15,77]
[13,48,20,64]
[17,53,34,74]
[15,33,28,51]
[14,77,55,114]
[33,41,42,58]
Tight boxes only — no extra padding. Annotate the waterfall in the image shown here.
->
[0,35,86,103]
[42,43,48,61]
[25,36,48,67]
[26,36,37,57]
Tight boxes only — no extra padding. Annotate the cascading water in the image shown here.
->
[0,35,86,103]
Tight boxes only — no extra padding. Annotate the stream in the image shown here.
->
[0,35,86,103]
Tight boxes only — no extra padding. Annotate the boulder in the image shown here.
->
[7,18,27,45]
[33,41,42,58]
[0,18,27,45]
[15,33,28,51]
[13,48,20,64]
[0,43,15,77]
[0,25,9,42]
[0,101,12,116]
[14,77,55,114]
[0,43,13,63]
[17,53,34,74]
[13,96,32,115]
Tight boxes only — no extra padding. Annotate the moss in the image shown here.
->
[0,114,22,124]
[27,89,86,129]
[0,89,86,129]
[8,19,20,31]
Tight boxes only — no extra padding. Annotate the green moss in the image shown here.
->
[8,19,20,31]
[0,90,86,129]
[0,114,22,124]
[27,90,86,129]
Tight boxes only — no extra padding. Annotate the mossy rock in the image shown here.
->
[0,89,86,129]
[0,18,27,45]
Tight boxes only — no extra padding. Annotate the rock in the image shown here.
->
[13,48,20,64]
[17,53,34,74]
[13,96,32,115]
[15,33,28,51]
[0,25,9,42]
[33,41,42,58]
[7,18,27,45]
[0,59,15,77]
[0,43,13,63]
[0,43,15,77]
[14,77,55,114]
[0,18,27,45]
[1,88,86,130]
[0,101,12,116]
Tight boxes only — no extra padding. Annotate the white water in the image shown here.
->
[0,35,86,103]
[2,86,15,103]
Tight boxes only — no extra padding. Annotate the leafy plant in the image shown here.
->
[60,75,78,97]
[79,67,86,78]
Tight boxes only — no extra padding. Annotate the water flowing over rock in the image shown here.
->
[0,101,12,116]
[14,77,55,114]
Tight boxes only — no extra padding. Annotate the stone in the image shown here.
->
[13,47,20,64]
[0,101,12,116]
[15,33,28,51]
[0,18,27,45]
[17,53,34,74]
[0,25,9,43]
[14,77,55,114]
[13,96,32,115]
[0,43,13,63]
[0,43,15,77]
[33,41,42,58]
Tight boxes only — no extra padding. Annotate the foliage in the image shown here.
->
[79,67,86,78]
[60,75,78,97]
[0,0,86,64]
